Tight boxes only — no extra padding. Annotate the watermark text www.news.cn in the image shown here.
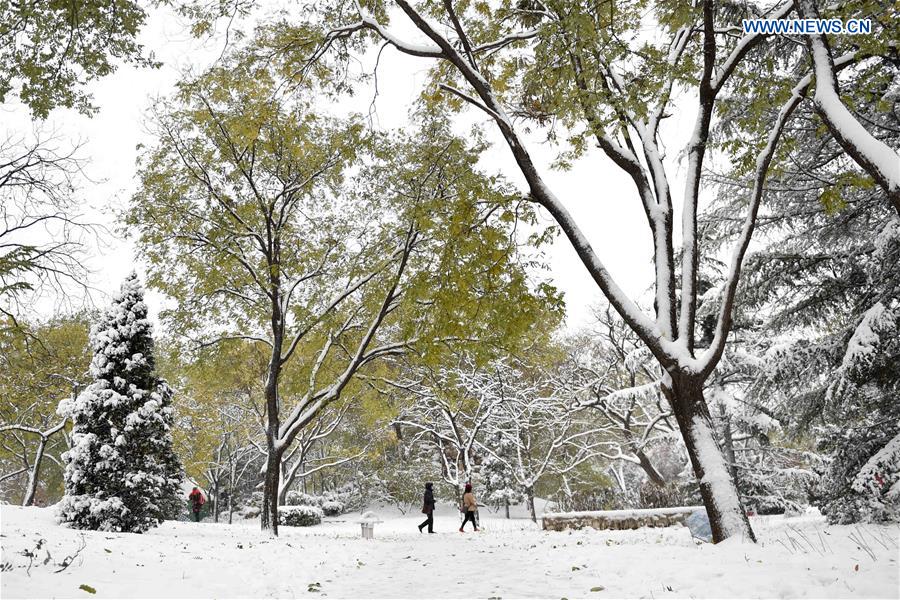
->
[742,18,872,35]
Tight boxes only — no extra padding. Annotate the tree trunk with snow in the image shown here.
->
[261,331,284,534]
[662,376,754,543]
[22,435,48,506]
[261,445,282,534]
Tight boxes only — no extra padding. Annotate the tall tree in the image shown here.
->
[57,273,182,533]
[284,0,873,541]
[129,46,558,534]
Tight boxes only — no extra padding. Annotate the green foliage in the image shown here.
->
[159,339,266,488]
[128,35,561,424]
[0,0,157,118]
[0,315,91,504]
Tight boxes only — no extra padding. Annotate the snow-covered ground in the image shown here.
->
[1,504,897,599]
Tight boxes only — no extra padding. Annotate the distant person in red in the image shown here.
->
[188,487,205,522]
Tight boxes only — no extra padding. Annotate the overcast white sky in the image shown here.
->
[5,4,701,332]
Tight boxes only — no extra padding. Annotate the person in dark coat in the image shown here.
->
[459,482,478,532]
[188,486,205,522]
[418,482,435,533]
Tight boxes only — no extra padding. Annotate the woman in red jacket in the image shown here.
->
[188,487,205,522]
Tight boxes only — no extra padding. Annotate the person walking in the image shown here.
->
[459,483,478,532]
[188,486,205,522]
[418,482,436,533]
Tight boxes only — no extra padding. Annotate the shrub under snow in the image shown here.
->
[277,505,323,527]
[321,500,344,516]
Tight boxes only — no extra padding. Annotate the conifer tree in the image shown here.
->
[57,273,182,532]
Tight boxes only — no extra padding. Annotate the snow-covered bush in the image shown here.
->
[236,505,260,520]
[284,491,320,507]
[277,505,323,527]
[56,273,182,533]
[284,490,348,515]
[321,500,344,516]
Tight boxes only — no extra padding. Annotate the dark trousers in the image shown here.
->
[192,509,201,522]
[419,511,434,532]
[460,510,477,530]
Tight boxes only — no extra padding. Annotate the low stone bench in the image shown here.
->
[541,506,704,532]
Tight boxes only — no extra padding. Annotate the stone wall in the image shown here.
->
[541,506,702,532]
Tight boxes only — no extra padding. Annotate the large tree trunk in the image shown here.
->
[261,445,281,535]
[260,369,282,535]
[662,374,755,543]
[22,436,47,506]
[259,248,286,535]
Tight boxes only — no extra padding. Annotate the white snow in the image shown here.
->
[542,506,702,520]
[691,417,748,538]
[854,432,900,500]
[2,504,897,598]
[841,301,897,373]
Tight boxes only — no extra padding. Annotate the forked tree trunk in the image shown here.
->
[662,374,755,543]
[22,436,48,506]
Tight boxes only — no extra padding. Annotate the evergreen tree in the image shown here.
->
[707,49,900,524]
[57,273,182,532]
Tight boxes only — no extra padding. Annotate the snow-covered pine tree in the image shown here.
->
[57,273,182,532]
[706,47,900,524]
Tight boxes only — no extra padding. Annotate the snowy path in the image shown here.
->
[1,505,898,598]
